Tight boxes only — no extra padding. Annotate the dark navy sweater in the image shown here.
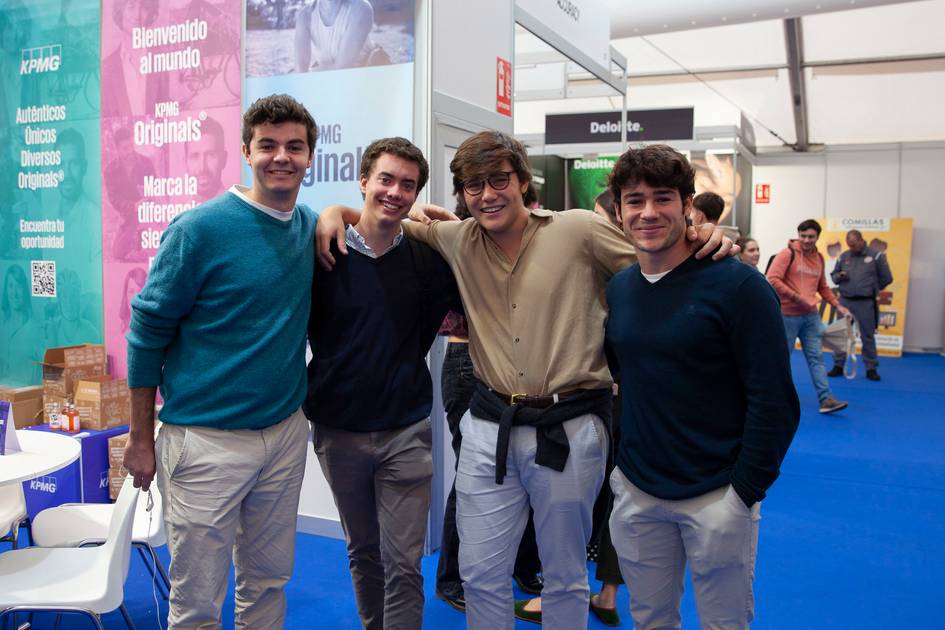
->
[606,255,800,507]
[304,240,459,432]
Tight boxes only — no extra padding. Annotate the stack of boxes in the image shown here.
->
[36,344,133,503]
[108,433,129,501]
[40,344,108,424]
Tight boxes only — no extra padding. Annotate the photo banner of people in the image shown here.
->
[818,218,913,357]
[100,0,242,379]
[244,0,416,210]
[1,0,103,387]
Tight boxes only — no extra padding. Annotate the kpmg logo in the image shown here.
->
[30,475,58,493]
[20,44,62,75]
[100,470,110,489]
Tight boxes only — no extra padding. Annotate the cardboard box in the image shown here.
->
[42,394,68,425]
[109,468,127,502]
[108,433,129,469]
[40,344,107,398]
[0,385,44,428]
[74,377,131,430]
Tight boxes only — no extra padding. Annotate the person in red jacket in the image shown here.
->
[766,219,851,414]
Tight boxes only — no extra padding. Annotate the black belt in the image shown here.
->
[841,295,875,301]
[491,389,587,409]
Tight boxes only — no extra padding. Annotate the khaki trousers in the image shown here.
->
[314,418,433,630]
[155,408,309,630]
[609,468,761,630]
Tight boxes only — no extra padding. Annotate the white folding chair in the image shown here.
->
[0,485,30,549]
[31,481,170,598]
[0,476,139,630]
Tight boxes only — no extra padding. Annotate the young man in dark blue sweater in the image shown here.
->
[605,145,800,629]
[303,137,459,630]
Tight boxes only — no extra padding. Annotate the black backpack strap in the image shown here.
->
[765,247,795,274]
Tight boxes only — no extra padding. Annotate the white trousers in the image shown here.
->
[156,408,309,630]
[456,411,608,630]
[609,468,761,630]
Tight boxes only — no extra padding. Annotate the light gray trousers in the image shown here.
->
[609,468,762,630]
[456,411,608,630]
[314,418,433,630]
[156,408,309,630]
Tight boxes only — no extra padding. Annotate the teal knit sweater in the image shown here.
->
[127,191,317,429]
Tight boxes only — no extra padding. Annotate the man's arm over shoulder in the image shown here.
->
[583,210,636,278]
[403,218,465,263]
[126,223,202,389]
[728,272,800,508]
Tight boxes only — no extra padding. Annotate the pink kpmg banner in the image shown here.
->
[100,0,242,378]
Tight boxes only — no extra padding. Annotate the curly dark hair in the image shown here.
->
[608,145,695,215]
[242,94,317,154]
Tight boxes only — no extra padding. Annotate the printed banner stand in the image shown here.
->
[0,401,22,455]
[818,217,913,357]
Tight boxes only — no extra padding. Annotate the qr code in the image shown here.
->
[31,260,56,297]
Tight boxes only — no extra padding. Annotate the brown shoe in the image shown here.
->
[819,398,848,414]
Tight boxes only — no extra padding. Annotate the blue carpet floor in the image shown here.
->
[5,352,943,628]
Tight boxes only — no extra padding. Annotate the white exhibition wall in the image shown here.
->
[750,144,945,352]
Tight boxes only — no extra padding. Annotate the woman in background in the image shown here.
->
[737,235,761,270]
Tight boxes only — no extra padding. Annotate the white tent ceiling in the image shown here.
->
[514,0,945,149]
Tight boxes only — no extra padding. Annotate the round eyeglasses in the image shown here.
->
[462,171,514,196]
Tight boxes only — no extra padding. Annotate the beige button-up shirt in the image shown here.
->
[404,209,635,397]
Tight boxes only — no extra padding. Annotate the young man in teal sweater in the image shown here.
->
[123,94,318,630]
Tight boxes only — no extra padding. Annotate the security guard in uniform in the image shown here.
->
[829,229,893,381]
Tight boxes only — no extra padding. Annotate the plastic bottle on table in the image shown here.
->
[65,401,81,432]
[49,402,61,431]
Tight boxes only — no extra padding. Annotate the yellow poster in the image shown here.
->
[817,218,913,357]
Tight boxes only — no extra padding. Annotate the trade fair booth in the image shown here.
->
[1,0,944,627]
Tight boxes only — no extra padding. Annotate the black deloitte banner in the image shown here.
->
[545,108,694,144]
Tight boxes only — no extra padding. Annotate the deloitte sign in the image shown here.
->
[545,108,694,145]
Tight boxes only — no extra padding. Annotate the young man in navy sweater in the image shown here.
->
[303,137,459,630]
[605,145,800,630]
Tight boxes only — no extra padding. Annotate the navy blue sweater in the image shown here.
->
[304,240,459,431]
[606,255,800,507]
